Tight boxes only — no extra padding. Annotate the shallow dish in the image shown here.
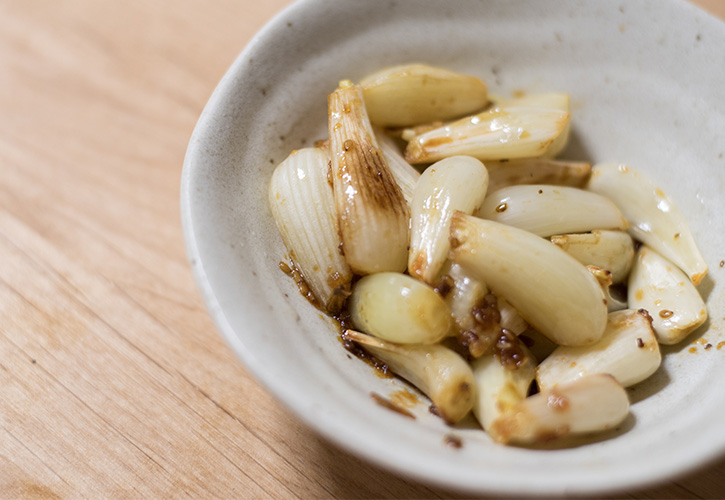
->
[181,0,725,495]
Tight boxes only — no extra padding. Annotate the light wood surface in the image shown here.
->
[2,1,724,498]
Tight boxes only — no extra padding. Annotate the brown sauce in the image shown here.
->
[659,309,674,319]
[454,295,503,358]
[495,329,528,369]
[280,255,321,309]
[637,308,654,326]
[279,261,292,275]
[433,274,454,298]
[338,333,393,378]
[429,404,443,419]
[472,294,502,331]
[389,387,421,409]
[370,392,415,419]
[443,434,463,449]
[330,308,393,378]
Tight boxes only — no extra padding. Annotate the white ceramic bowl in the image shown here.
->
[181,0,725,495]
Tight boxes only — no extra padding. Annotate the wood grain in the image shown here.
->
[1,0,723,498]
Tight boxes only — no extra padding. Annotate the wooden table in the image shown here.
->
[2,1,724,498]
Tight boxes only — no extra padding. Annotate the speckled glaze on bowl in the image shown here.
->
[181,0,725,495]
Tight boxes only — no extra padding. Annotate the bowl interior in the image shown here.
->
[181,0,725,495]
